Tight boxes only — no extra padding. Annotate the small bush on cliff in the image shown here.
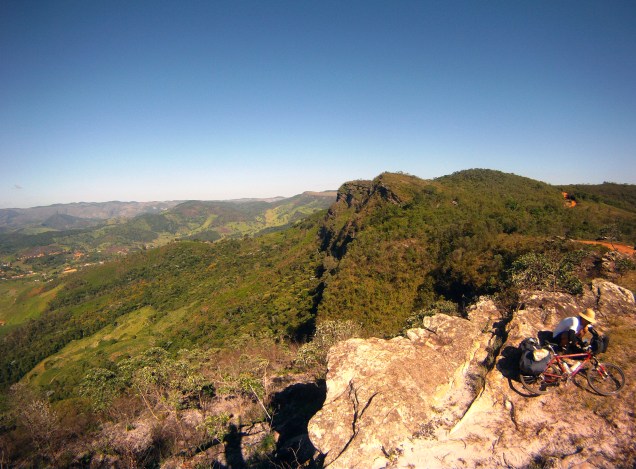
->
[403,299,461,331]
[295,320,361,371]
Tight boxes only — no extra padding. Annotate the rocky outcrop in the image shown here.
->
[308,280,636,468]
[308,300,501,468]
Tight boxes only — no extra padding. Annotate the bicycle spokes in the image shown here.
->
[587,363,625,396]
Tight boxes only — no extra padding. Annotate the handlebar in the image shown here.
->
[542,341,591,354]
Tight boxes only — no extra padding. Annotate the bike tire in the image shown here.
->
[587,362,625,396]
[520,364,561,395]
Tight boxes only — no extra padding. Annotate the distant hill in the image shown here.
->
[0,200,182,232]
[0,192,337,261]
[560,182,636,214]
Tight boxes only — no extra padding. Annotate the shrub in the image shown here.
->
[198,412,231,443]
[403,299,461,331]
[295,320,361,370]
[508,251,583,294]
[79,368,123,411]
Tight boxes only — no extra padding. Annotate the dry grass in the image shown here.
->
[616,269,636,294]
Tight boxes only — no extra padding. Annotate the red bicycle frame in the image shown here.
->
[541,346,595,383]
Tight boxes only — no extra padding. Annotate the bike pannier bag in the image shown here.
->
[519,348,551,375]
[519,337,539,353]
[591,334,609,354]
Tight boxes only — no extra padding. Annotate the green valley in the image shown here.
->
[0,192,336,281]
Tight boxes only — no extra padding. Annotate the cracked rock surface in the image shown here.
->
[308,300,500,468]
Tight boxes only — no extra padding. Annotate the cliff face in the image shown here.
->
[308,279,636,469]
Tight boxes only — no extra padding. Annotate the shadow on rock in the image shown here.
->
[537,330,556,347]
[496,345,521,381]
[224,424,246,469]
[507,377,542,398]
[270,380,327,468]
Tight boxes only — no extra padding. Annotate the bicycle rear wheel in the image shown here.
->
[520,364,561,395]
[587,362,625,395]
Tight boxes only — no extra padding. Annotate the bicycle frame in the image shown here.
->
[542,346,597,384]
[520,340,625,396]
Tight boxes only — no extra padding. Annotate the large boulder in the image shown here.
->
[308,280,636,468]
[308,299,500,468]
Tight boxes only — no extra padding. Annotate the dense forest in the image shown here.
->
[1,169,635,467]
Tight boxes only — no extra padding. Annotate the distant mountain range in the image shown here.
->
[0,200,182,230]
[0,198,306,232]
[0,192,337,262]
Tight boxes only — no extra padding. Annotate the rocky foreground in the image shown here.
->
[308,279,636,469]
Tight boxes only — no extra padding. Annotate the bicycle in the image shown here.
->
[519,342,625,396]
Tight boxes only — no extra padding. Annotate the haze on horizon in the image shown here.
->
[1,1,635,209]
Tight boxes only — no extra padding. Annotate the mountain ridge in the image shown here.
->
[0,192,337,232]
[0,192,338,278]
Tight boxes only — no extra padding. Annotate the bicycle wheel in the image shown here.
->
[520,364,561,395]
[587,362,625,395]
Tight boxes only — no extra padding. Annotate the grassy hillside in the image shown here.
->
[0,220,324,396]
[0,281,63,338]
[316,170,636,333]
[1,170,635,397]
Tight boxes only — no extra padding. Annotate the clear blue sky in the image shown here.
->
[1,1,635,208]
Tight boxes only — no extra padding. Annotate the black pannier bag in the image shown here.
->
[591,334,609,354]
[519,337,551,375]
[519,337,539,353]
[520,349,551,375]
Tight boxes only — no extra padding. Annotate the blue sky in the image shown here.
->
[1,1,635,208]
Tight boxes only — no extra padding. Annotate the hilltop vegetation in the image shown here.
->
[560,181,636,214]
[1,169,635,467]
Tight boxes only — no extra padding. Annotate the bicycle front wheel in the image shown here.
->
[587,362,625,395]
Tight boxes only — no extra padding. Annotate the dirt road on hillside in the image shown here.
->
[574,240,635,256]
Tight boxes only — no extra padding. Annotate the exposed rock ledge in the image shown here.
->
[308,279,636,468]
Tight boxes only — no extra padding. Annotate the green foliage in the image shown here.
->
[615,257,635,276]
[79,368,122,411]
[2,170,636,467]
[295,320,361,370]
[79,347,213,414]
[119,347,210,410]
[403,300,460,331]
[560,182,636,215]
[508,250,584,294]
[316,170,635,335]
[2,170,635,395]
[198,412,231,442]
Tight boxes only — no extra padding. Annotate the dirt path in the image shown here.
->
[574,240,635,256]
